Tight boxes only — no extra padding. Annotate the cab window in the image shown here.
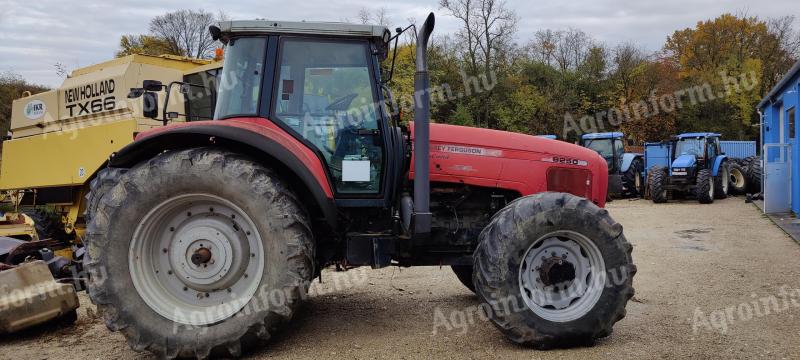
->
[272,39,383,194]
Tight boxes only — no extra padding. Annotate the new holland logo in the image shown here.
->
[24,100,46,120]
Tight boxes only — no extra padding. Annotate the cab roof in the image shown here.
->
[581,132,623,140]
[676,132,721,139]
[218,20,390,40]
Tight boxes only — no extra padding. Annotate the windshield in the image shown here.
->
[584,138,623,169]
[214,37,267,119]
[675,138,705,158]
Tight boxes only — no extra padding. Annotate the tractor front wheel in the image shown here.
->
[473,192,635,349]
[623,157,644,197]
[84,148,315,358]
[696,169,714,204]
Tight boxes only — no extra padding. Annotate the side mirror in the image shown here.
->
[143,92,159,119]
[143,80,164,92]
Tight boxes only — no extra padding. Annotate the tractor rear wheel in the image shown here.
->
[713,163,729,199]
[648,166,668,203]
[622,157,644,197]
[84,148,315,358]
[451,265,475,293]
[473,192,635,349]
[84,167,127,224]
[728,163,747,195]
[696,169,714,204]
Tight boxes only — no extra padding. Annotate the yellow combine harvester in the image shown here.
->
[0,54,221,333]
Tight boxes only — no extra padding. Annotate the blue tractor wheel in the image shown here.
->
[713,162,729,199]
[648,166,668,203]
[696,169,714,204]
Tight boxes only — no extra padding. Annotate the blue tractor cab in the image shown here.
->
[580,132,644,197]
[647,132,730,203]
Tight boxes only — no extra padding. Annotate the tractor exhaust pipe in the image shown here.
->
[412,12,435,235]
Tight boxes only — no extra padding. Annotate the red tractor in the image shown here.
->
[84,13,635,358]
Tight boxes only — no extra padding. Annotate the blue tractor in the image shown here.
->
[646,133,730,204]
[579,132,644,197]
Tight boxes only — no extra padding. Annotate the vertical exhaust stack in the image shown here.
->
[412,13,435,235]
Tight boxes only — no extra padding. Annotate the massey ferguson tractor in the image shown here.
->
[84,14,635,358]
[647,133,731,203]
[579,132,644,197]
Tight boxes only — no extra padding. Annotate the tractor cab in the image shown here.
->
[670,133,723,176]
[580,132,624,172]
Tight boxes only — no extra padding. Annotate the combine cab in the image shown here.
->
[580,132,644,197]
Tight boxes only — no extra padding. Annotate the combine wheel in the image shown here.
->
[473,192,635,349]
[85,148,315,358]
[696,169,714,204]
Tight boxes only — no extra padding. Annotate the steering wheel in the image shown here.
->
[326,93,359,111]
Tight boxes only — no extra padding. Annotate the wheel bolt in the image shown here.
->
[183,286,188,291]
[162,248,168,253]
[169,227,175,232]
[168,270,173,275]
[187,212,192,217]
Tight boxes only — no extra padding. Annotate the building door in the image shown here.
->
[763,143,791,214]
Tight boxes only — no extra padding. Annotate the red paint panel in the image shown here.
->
[411,123,608,207]
[135,118,333,198]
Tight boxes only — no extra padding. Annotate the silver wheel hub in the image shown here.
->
[130,194,264,325]
[519,231,605,322]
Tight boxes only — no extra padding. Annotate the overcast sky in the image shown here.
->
[0,0,796,87]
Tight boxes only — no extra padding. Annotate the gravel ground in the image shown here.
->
[2,197,800,359]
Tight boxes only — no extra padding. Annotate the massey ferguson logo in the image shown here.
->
[24,100,46,120]
[433,144,503,157]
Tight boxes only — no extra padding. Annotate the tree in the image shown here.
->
[439,0,518,129]
[149,9,219,59]
[116,34,184,57]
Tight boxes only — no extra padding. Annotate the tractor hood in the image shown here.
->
[409,123,609,207]
[672,154,696,168]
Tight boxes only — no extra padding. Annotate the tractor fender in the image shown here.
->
[620,153,642,173]
[107,120,337,229]
[711,155,728,177]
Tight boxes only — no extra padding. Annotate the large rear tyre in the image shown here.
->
[451,265,476,293]
[473,193,635,349]
[85,148,315,358]
[728,163,748,195]
[696,169,714,204]
[622,157,644,197]
[84,167,127,224]
[713,162,729,199]
[648,166,668,203]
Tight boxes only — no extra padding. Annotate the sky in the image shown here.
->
[0,0,797,87]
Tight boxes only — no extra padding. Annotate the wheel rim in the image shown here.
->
[130,193,264,325]
[730,168,745,188]
[709,175,715,198]
[518,231,606,322]
[634,173,642,192]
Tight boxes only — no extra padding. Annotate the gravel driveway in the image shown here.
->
[2,197,799,359]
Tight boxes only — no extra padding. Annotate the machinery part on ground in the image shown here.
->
[728,163,748,195]
[85,148,314,358]
[713,162,729,199]
[472,192,635,349]
[648,166,668,203]
[696,169,714,204]
[450,265,475,293]
[0,260,79,333]
[23,208,67,240]
[0,211,38,240]
[623,157,644,197]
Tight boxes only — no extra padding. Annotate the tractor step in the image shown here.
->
[346,233,396,268]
